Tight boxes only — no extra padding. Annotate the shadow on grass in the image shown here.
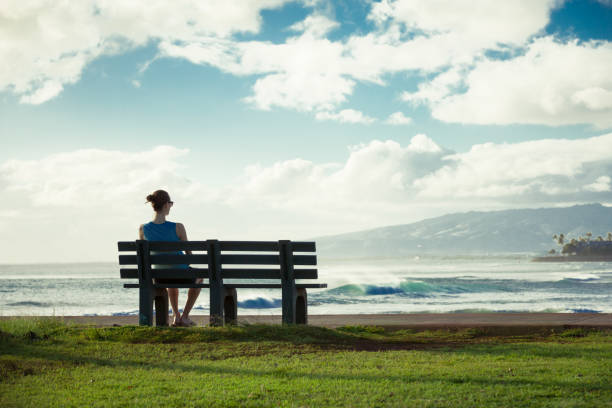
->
[2,339,610,396]
[1,319,610,395]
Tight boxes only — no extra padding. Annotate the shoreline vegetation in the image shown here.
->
[532,255,612,262]
[1,318,611,407]
[534,231,612,261]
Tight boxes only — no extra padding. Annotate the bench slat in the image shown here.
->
[219,254,316,266]
[154,283,210,289]
[149,241,208,251]
[151,269,208,279]
[124,283,326,289]
[292,242,316,252]
[296,283,327,288]
[119,254,209,265]
[118,242,137,251]
[117,241,317,252]
[219,241,278,251]
[221,268,280,279]
[119,241,316,252]
[120,268,138,279]
[150,254,209,264]
[219,241,316,252]
[221,268,318,279]
[119,255,138,265]
[122,268,209,279]
[295,269,318,279]
[220,254,279,265]
[223,283,328,289]
[123,283,210,289]
[118,241,209,252]
[293,255,317,266]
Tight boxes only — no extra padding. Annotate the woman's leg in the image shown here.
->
[167,288,180,323]
[181,279,202,323]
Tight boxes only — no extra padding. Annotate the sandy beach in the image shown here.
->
[4,313,611,330]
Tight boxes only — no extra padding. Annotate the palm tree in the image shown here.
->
[553,233,565,245]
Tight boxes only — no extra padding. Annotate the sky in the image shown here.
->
[1,0,612,263]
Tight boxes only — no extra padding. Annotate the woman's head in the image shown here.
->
[146,190,173,212]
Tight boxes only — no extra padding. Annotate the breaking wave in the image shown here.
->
[238,297,281,309]
[6,301,53,307]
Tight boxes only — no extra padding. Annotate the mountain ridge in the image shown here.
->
[315,203,612,257]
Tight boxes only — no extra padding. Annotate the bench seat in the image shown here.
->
[123,283,328,289]
[118,239,326,326]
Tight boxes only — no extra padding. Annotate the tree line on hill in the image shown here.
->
[550,232,612,256]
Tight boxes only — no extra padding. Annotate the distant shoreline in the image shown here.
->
[532,255,612,262]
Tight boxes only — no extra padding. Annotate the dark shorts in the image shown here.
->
[153,265,194,285]
[155,278,196,284]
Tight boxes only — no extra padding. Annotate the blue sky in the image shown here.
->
[1,0,612,262]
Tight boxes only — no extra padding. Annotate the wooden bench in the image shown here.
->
[118,239,326,326]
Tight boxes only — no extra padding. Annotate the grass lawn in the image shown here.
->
[1,318,611,407]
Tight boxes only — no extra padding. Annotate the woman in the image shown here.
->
[140,189,201,327]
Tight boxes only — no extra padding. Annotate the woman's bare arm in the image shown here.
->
[176,223,192,255]
[138,224,144,240]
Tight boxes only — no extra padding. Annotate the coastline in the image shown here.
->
[3,313,611,329]
[532,255,612,262]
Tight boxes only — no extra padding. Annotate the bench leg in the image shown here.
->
[209,282,224,327]
[154,288,169,327]
[296,288,307,325]
[282,287,307,325]
[282,285,297,324]
[139,286,154,326]
[224,288,237,325]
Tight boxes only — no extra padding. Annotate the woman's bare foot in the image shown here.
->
[180,316,195,327]
[171,314,182,327]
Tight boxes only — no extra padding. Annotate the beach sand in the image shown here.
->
[4,313,611,330]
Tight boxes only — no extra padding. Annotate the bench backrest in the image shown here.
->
[118,240,318,283]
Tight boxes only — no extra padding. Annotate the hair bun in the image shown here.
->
[146,190,170,212]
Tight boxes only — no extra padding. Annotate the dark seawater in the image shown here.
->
[1,256,611,316]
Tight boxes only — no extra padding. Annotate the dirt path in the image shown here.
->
[5,313,611,329]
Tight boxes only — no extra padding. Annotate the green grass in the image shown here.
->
[1,318,611,407]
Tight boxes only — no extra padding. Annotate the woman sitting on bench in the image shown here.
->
[139,189,202,327]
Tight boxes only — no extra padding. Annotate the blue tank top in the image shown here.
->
[143,221,180,242]
[142,221,188,269]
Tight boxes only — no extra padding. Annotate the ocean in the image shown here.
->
[1,255,611,316]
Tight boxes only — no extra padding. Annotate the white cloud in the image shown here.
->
[229,136,448,210]
[1,0,564,117]
[219,133,612,237]
[0,146,192,207]
[585,176,612,192]
[152,0,569,119]
[413,133,612,198]
[18,81,64,105]
[369,0,556,48]
[571,87,612,111]
[2,133,612,262]
[6,0,607,131]
[289,14,339,37]
[315,109,375,124]
[419,38,612,128]
[245,72,355,112]
[0,0,289,104]
[385,112,412,125]
[402,66,466,106]
[407,134,442,153]
[0,145,212,262]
